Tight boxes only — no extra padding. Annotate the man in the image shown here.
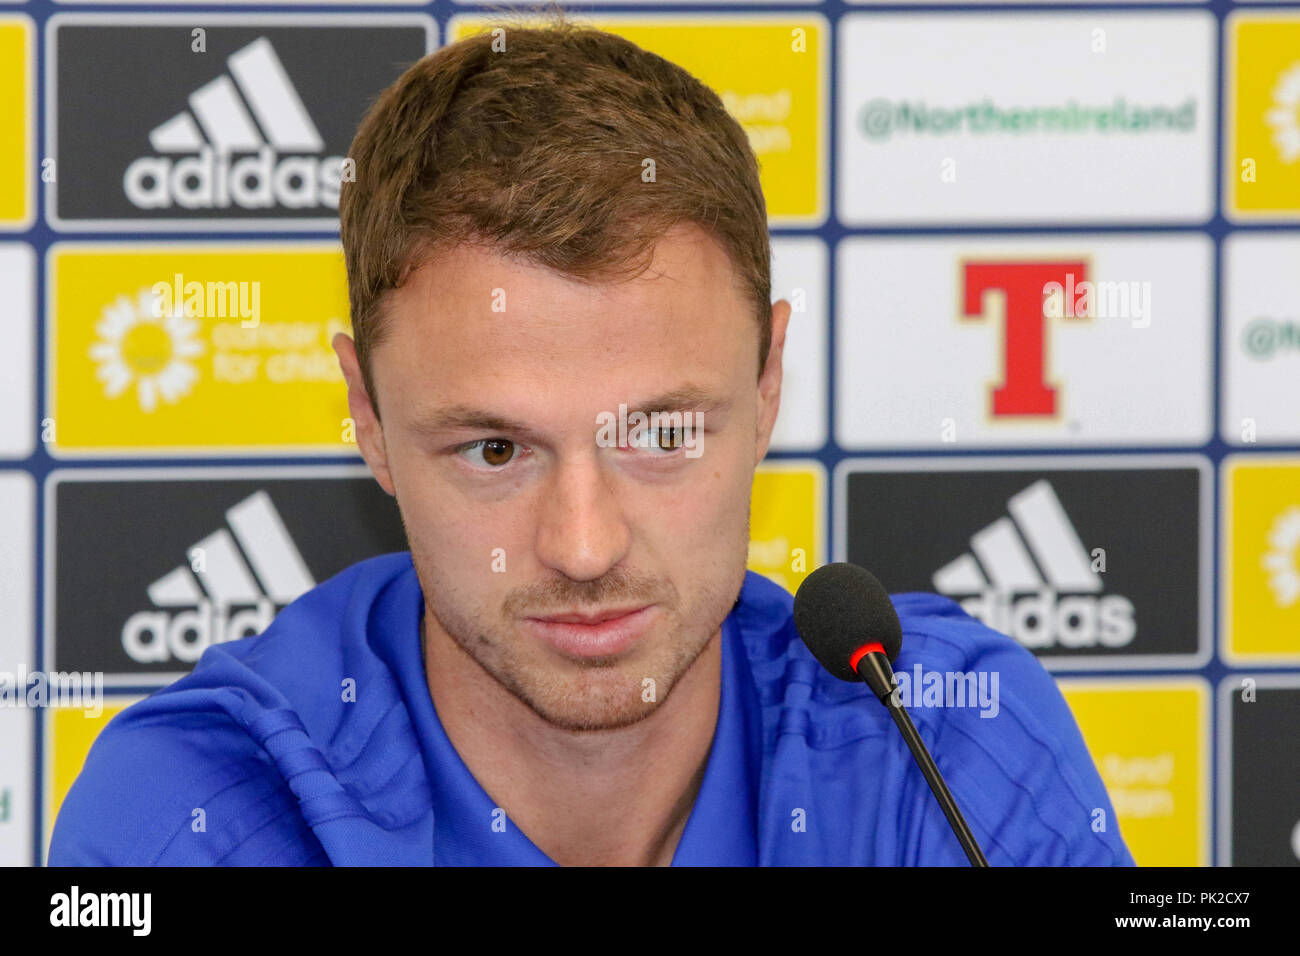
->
[49,21,1134,866]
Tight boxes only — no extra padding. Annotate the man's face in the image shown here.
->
[336,224,788,731]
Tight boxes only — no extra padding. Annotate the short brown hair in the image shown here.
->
[339,12,772,408]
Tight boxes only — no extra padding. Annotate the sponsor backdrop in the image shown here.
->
[0,0,1295,868]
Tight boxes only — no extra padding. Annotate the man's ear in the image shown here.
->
[332,332,396,496]
[754,298,791,465]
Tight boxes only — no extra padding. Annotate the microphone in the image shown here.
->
[793,562,989,867]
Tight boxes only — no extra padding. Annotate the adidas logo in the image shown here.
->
[124,38,347,211]
[932,479,1136,648]
[121,491,315,664]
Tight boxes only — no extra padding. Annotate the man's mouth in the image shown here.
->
[531,606,649,625]
[523,605,655,659]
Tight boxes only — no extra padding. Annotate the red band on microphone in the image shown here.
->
[849,642,886,674]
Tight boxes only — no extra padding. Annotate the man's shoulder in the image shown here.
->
[210,550,416,687]
[733,570,1051,701]
[111,550,417,737]
[48,690,329,865]
[733,570,1134,865]
[48,553,421,866]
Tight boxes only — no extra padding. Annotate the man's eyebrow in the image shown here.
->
[407,406,546,443]
[624,385,732,416]
[408,385,731,440]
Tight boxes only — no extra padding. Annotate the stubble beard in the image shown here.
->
[410,507,752,733]
[423,591,713,732]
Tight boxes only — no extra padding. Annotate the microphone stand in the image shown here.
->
[856,650,990,867]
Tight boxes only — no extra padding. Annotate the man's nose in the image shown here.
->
[533,450,631,582]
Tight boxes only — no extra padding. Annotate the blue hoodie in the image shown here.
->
[48,552,1134,866]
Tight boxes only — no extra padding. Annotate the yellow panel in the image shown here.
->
[748,461,824,594]
[1222,456,1300,663]
[50,244,354,454]
[0,18,33,228]
[1226,15,1300,217]
[1060,679,1209,866]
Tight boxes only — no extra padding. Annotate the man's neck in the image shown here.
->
[423,616,722,866]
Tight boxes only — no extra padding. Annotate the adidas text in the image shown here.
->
[958,588,1137,648]
[124,146,345,210]
[122,598,275,663]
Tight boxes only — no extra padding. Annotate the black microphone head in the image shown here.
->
[793,562,904,682]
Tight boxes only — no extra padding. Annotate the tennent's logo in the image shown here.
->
[932,479,1136,649]
[124,38,348,212]
[961,261,1091,420]
[960,260,1153,422]
[121,491,314,664]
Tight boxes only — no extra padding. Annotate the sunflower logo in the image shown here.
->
[89,287,205,413]
[1265,61,1300,164]
[1262,505,1300,608]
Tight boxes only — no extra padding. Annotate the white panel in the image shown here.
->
[838,12,1215,224]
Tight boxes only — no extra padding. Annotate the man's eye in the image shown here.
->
[458,438,517,468]
[633,426,687,453]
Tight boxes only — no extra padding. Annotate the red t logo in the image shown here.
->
[962,261,1089,417]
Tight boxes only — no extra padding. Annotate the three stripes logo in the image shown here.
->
[121,490,315,664]
[124,38,349,211]
[932,480,1136,649]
